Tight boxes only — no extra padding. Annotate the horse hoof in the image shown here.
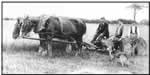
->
[38,49,43,54]
[66,49,72,53]
[41,50,48,56]
[75,53,78,56]
[75,52,79,56]
[48,53,53,57]
[47,50,53,57]
[109,58,113,62]
[36,52,41,56]
[37,50,43,56]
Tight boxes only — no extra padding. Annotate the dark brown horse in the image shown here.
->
[12,16,86,57]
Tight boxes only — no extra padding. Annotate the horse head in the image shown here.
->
[12,17,24,39]
[20,16,35,37]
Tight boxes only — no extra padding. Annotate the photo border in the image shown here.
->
[1,1,150,74]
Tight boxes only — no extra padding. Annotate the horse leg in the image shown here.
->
[38,34,48,56]
[108,47,114,61]
[47,35,53,57]
[75,37,83,56]
[131,46,136,56]
[119,40,124,52]
[40,41,48,56]
[38,41,45,54]
[65,36,75,53]
[47,41,52,57]
[66,44,72,53]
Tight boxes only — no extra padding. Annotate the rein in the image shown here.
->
[21,36,76,44]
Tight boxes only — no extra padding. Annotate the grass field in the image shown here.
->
[2,20,149,74]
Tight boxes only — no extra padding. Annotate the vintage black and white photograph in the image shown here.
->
[2,2,149,74]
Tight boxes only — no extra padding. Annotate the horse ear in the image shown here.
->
[25,16,29,20]
[17,18,20,23]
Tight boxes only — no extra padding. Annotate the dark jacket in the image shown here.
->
[92,22,109,42]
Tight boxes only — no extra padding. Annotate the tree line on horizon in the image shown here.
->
[81,18,149,25]
[3,17,149,25]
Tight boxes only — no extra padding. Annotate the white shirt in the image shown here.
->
[128,25,140,37]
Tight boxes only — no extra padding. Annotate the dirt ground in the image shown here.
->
[2,47,149,74]
[2,21,149,74]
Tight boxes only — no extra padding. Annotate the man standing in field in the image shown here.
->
[114,21,124,39]
[112,21,124,51]
[128,23,140,47]
[128,23,140,39]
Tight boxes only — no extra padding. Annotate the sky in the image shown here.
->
[3,3,149,22]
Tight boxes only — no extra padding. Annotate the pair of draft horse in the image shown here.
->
[13,16,86,56]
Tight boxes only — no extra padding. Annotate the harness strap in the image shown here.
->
[58,17,64,33]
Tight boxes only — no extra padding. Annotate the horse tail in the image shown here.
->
[81,20,87,35]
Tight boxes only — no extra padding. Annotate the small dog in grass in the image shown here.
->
[113,52,134,67]
[117,54,130,67]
